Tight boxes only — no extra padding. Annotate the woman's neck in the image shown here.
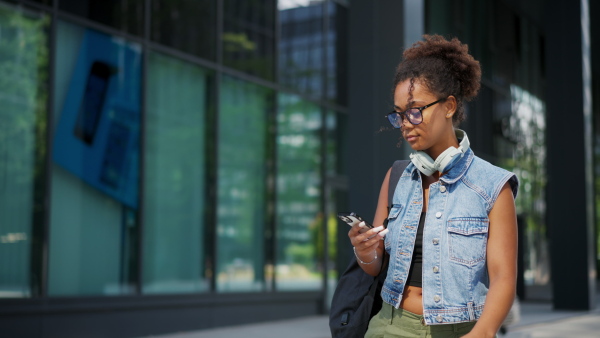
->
[425,128,460,160]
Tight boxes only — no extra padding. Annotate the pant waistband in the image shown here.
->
[384,303,426,326]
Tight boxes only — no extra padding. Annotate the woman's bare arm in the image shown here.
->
[348,168,392,276]
[463,182,518,338]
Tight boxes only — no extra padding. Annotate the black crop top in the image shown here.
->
[406,212,425,287]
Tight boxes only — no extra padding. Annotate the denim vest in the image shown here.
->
[382,148,518,325]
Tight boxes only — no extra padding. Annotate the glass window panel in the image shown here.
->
[48,22,141,296]
[217,75,272,292]
[223,0,276,80]
[31,0,53,5]
[325,109,348,304]
[498,85,548,287]
[142,52,211,294]
[151,0,216,61]
[59,0,145,37]
[327,110,348,176]
[0,4,49,298]
[278,1,324,99]
[327,1,347,105]
[327,186,348,307]
[426,0,454,36]
[275,94,322,291]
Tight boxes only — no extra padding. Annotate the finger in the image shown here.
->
[361,238,380,251]
[354,240,380,257]
[348,221,369,237]
[347,223,362,238]
[355,226,384,246]
[361,225,384,239]
[377,228,389,239]
[348,225,368,246]
[358,226,389,246]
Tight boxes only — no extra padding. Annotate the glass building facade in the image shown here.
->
[0,0,348,336]
[0,0,598,336]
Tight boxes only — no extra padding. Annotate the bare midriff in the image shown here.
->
[400,285,424,314]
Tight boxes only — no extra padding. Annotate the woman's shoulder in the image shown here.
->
[468,155,510,174]
[465,156,519,199]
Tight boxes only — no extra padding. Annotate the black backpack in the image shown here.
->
[329,160,410,338]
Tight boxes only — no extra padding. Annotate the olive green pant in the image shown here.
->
[365,303,478,338]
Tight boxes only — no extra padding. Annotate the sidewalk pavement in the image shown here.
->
[144,300,600,338]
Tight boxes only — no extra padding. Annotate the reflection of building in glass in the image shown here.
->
[279,1,346,103]
[275,94,322,291]
[279,2,325,98]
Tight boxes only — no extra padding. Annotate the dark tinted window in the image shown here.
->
[327,2,348,105]
[60,0,145,36]
[151,0,216,60]
[30,0,53,5]
[223,0,276,80]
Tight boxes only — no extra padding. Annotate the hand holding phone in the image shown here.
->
[337,212,374,233]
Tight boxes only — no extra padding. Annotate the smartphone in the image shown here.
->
[74,61,111,145]
[337,212,374,231]
[99,118,130,189]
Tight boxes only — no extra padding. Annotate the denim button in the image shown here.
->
[436,315,443,322]
[434,295,441,302]
[439,185,446,193]
[432,238,439,245]
[435,211,442,218]
[433,266,439,273]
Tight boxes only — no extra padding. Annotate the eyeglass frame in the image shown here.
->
[385,97,448,128]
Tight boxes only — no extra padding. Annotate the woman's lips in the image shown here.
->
[405,134,418,142]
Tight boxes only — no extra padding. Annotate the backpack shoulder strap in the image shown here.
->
[388,160,410,207]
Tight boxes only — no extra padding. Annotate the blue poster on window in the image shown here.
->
[53,29,141,209]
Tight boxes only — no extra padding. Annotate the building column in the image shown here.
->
[545,0,596,310]
[346,0,423,228]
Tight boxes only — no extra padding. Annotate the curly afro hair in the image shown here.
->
[393,35,481,125]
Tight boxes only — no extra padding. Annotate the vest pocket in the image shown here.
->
[447,217,489,266]
[387,205,403,221]
[385,205,403,251]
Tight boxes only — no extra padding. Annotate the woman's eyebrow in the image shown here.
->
[394,101,417,110]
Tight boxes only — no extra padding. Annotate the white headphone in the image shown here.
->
[409,129,470,176]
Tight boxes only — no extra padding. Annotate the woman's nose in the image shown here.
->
[401,115,413,129]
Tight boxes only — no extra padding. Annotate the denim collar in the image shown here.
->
[439,148,474,184]
[410,147,474,183]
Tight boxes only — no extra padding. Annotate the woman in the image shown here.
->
[349,35,518,338]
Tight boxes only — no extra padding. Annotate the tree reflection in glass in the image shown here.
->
[275,93,322,291]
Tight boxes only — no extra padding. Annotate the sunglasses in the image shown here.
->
[385,98,447,128]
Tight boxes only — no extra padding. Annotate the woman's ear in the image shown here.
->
[444,95,457,119]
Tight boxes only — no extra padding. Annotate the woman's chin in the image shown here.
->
[408,143,424,152]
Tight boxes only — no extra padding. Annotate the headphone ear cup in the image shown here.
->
[433,147,461,173]
[410,151,436,176]
[433,130,471,173]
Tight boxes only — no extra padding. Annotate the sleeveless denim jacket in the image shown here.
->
[381,148,518,325]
